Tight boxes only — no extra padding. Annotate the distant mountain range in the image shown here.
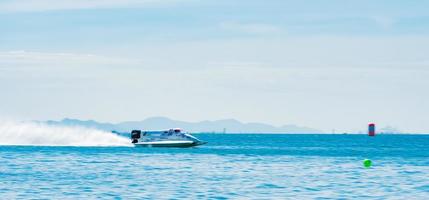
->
[44,117,323,134]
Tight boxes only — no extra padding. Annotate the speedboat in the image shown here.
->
[130,128,206,147]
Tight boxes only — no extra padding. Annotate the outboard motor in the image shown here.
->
[131,130,141,144]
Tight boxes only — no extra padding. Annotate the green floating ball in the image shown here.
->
[363,159,372,168]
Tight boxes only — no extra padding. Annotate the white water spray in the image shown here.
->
[0,121,132,147]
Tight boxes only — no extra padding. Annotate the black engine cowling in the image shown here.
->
[131,130,141,139]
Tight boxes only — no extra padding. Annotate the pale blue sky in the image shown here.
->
[1,0,429,132]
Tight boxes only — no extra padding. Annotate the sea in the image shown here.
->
[0,124,428,199]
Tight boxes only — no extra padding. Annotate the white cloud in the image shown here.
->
[371,16,396,29]
[219,22,283,34]
[0,0,191,12]
[1,36,429,132]
[0,51,142,68]
[130,36,429,71]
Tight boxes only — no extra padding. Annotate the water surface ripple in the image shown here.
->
[0,134,428,199]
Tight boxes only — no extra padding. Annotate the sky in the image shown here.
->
[1,0,429,133]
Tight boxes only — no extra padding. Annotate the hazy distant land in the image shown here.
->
[43,117,323,134]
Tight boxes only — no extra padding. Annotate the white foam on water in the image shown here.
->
[0,121,132,147]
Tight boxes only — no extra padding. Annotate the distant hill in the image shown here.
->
[44,117,323,133]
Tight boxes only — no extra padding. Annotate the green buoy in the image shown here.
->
[363,159,372,168]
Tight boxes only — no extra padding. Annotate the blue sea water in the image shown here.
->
[0,134,428,199]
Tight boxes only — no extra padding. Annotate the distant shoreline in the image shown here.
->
[191,132,429,135]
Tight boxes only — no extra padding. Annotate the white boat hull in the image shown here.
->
[134,140,206,148]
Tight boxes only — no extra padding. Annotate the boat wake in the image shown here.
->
[0,121,131,147]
